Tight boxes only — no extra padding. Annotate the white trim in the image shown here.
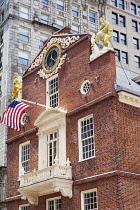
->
[78,114,95,161]
[46,74,58,108]
[19,141,30,178]
[46,196,61,210]
[81,188,98,210]
[19,203,30,210]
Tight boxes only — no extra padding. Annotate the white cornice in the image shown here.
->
[118,91,140,108]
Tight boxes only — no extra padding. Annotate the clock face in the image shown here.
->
[43,44,61,73]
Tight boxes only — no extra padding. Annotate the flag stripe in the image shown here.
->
[0,101,30,131]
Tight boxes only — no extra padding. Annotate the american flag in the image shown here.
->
[0,100,31,131]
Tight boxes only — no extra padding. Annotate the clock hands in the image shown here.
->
[50,50,57,62]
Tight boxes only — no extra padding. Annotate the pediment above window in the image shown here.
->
[34,108,67,128]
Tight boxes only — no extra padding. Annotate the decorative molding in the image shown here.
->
[28,35,79,72]
[52,182,72,198]
[37,53,67,79]
[20,191,38,206]
[47,36,80,49]
[118,91,140,108]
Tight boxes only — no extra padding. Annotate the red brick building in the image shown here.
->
[6,28,140,210]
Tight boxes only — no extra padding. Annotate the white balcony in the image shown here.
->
[18,161,73,206]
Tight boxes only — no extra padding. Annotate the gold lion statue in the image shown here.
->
[91,19,112,48]
[10,77,22,102]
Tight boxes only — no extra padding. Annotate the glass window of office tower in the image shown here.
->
[133,38,139,50]
[118,0,124,9]
[131,3,136,15]
[57,0,64,11]
[19,28,29,42]
[122,51,128,64]
[18,50,29,66]
[20,6,29,19]
[56,19,64,29]
[132,20,138,32]
[89,11,96,23]
[41,0,48,5]
[112,12,118,24]
[138,6,140,16]
[120,33,126,45]
[71,25,79,34]
[41,14,49,24]
[72,5,79,16]
[40,34,48,47]
[134,56,140,68]
[113,30,119,42]
[119,15,125,27]
[111,0,117,7]
[114,49,120,61]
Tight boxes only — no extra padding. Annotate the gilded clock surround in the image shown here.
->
[42,43,61,74]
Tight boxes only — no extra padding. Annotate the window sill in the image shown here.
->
[78,156,95,163]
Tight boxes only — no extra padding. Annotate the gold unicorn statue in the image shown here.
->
[91,19,112,48]
[10,76,22,102]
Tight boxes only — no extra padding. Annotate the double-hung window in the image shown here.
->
[131,3,136,15]
[40,34,48,47]
[41,13,49,25]
[132,20,138,32]
[133,38,139,49]
[138,6,140,17]
[112,12,118,24]
[57,0,64,11]
[19,141,30,176]
[20,6,29,19]
[120,33,126,45]
[19,28,29,42]
[47,75,58,108]
[47,131,59,167]
[78,114,94,161]
[72,5,79,16]
[89,11,96,23]
[56,19,64,29]
[46,197,61,210]
[71,25,79,34]
[114,49,120,61]
[119,15,125,27]
[122,51,128,64]
[135,56,140,68]
[113,30,119,42]
[118,0,124,9]
[19,204,30,210]
[81,189,98,210]
[0,54,2,69]
[0,77,2,94]
[18,50,29,66]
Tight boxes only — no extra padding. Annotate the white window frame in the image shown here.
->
[19,204,30,210]
[46,196,61,210]
[81,188,98,210]
[20,6,29,19]
[78,114,95,162]
[19,141,30,177]
[46,130,59,167]
[46,74,58,108]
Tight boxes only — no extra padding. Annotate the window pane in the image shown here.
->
[57,0,64,11]
[56,19,64,29]
[119,15,125,27]
[19,28,29,42]
[122,51,128,64]
[40,34,48,46]
[89,12,96,23]
[120,33,126,45]
[49,77,58,108]
[111,0,117,7]
[18,51,29,66]
[113,31,119,42]
[72,5,79,16]
[41,14,49,24]
[135,56,140,68]
[131,3,136,15]
[133,38,139,49]
[112,12,118,24]
[41,0,48,5]
[138,6,140,16]
[84,190,97,210]
[119,0,124,9]
[132,20,138,32]
[114,49,120,61]
[71,25,79,34]
[20,6,29,19]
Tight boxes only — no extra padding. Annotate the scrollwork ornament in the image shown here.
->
[37,53,67,79]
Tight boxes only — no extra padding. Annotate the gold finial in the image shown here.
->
[10,76,22,102]
[91,19,112,48]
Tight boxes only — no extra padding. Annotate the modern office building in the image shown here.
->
[6,27,140,210]
[0,0,140,209]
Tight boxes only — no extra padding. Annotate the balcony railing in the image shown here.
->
[18,160,73,205]
[20,164,72,187]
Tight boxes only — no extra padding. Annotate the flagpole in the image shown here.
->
[20,98,46,108]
